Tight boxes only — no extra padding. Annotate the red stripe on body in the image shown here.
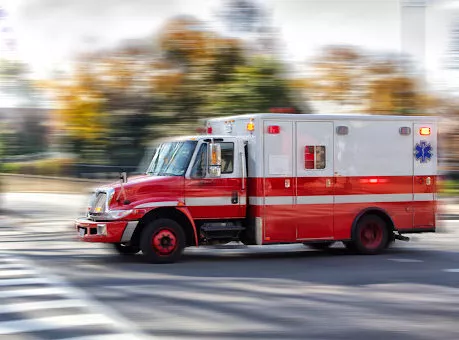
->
[185,178,243,197]
[297,177,332,196]
[261,201,434,243]
[247,176,437,196]
[335,176,413,195]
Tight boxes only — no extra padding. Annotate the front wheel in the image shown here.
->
[113,243,140,255]
[351,214,389,255]
[140,218,185,264]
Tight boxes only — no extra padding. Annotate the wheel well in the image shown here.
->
[353,208,395,237]
[131,208,195,247]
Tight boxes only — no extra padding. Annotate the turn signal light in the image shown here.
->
[419,127,431,136]
[247,119,255,132]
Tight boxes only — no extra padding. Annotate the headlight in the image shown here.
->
[100,209,133,220]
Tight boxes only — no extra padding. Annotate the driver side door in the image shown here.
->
[184,139,246,219]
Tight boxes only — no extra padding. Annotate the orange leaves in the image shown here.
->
[299,46,430,115]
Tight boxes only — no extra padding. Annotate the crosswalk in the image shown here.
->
[0,252,147,340]
[0,218,112,258]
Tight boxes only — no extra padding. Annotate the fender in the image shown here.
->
[351,207,395,238]
[177,206,199,247]
[132,200,199,247]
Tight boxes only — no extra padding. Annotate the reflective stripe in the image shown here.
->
[120,221,139,243]
[255,217,263,245]
[265,196,293,205]
[248,194,434,206]
[414,193,434,201]
[136,194,434,208]
[135,201,179,208]
[249,197,264,205]
[297,196,334,205]
[186,197,246,206]
[335,194,413,204]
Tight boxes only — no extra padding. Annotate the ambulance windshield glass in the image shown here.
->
[147,141,197,176]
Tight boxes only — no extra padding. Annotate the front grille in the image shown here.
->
[90,192,107,214]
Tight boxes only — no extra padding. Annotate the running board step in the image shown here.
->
[394,233,410,242]
[201,223,245,232]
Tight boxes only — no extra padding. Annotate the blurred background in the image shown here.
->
[2,2,459,339]
[1,0,459,194]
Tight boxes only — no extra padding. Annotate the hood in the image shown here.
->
[103,175,185,209]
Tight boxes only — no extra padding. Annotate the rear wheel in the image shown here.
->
[113,243,140,255]
[140,218,185,264]
[351,214,389,255]
[304,241,335,250]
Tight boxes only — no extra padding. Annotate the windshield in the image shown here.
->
[146,141,197,176]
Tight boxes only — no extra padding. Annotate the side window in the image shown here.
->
[190,142,234,177]
[191,144,208,178]
[221,142,234,174]
[304,145,326,170]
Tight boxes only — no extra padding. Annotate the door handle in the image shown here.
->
[231,191,238,204]
[285,179,291,188]
[426,177,431,186]
[326,179,332,188]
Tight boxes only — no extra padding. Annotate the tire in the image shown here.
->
[304,242,335,250]
[351,214,389,255]
[140,218,185,264]
[113,243,140,255]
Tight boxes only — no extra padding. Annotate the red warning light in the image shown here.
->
[419,127,431,136]
[268,125,280,134]
[269,107,296,113]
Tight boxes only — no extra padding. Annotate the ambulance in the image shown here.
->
[75,113,438,263]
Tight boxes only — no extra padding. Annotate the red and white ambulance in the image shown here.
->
[75,113,438,263]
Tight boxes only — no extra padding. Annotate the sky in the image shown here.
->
[0,0,457,88]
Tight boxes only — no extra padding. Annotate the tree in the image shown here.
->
[205,57,307,115]
[219,0,266,34]
[45,15,308,166]
[301,46,431,115]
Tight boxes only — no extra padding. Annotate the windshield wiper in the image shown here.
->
[158,172,182,177]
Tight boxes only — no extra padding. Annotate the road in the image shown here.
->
[1,193,459,340]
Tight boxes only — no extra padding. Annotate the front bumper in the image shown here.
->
[75,218,138,243]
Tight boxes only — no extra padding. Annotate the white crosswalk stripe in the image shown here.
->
[0,252,147,339]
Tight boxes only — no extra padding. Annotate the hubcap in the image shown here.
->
[360,222,383,249]
[152,228,177,255]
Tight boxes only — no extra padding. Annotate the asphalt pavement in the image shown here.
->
[1,193,459,340]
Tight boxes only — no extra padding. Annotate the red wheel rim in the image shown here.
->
[359,221,383,249]
[152,228,177,256]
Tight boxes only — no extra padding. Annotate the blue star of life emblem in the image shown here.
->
[414,140,433,163]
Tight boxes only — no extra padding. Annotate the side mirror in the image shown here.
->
[119,171,127,183]
[208,142,222,178]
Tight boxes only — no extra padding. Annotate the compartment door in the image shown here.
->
[263,120,295,242]
[295,121,334,240]
[413,123,436,228]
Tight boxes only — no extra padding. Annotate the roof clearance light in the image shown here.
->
[268,125,280,134]
[399,127,411,136]
[419,127,431,136]
[247,119,255,132]
[336,126,349,135]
